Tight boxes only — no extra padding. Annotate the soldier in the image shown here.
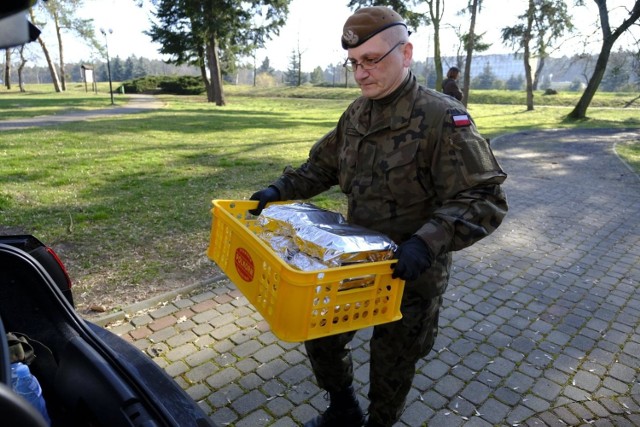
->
[249,6,508,427]
[442,66,464,101]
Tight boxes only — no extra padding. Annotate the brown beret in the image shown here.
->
[341,6,407,49]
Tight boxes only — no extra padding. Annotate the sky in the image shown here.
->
[31,0,631,72]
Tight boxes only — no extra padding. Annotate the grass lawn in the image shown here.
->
[1,84,639,315]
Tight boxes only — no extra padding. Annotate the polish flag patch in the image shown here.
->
[452,114,471,127]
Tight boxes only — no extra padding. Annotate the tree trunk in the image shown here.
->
[524,47,534,111]
[429,0,443,91]
[18,46,27,92]
[30,8,62,92]
[206,35,225,106]
[297,51,302,87]
[433,31,442,91]
[568,0,640,119]
[532,56,545,90]
[195,46,212,99]
[53,11,67,91]
[568,39,613,119]
[199,62,212,99]
[4,49,11,90]
[524,0,535,111]
[253,53,257,87]
[38,38,63,93]
[462,0,479,107]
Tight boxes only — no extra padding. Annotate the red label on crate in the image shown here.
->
[234,248,254,282]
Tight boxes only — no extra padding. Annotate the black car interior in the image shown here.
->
[0,244,171,426]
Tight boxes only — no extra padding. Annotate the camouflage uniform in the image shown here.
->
[271,72,508,426]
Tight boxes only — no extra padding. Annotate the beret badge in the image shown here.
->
[341,6,406,49]
[342,30,359,47]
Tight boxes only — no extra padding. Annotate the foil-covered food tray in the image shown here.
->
[256,203,396,271]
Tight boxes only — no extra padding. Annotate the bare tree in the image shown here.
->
[569,52,598,85]
[424,0,445,91]
[40,0,100,91]
[568,0,640,119]
[29,7,62,92]
[462,0,482,107]
[284,48,303,86]
[523,1,535,110]
[531,0,574,90]
[49,2,68,91]
[4,49,11,90]
[454,29,491,84]
[502,0,573,111]
[447,24,466,68]
[295,37,306,87]
[18,47,28,92]
[502,0,536,110]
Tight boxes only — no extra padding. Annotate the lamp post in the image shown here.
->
[100,28,114,105]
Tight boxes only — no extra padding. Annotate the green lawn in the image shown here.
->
[1,85,638,314]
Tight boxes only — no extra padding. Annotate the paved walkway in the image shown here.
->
[0,93,163,130]
[101,128,640,426]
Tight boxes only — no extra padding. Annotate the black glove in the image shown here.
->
[392,236,432,281]
[249,186,280,216]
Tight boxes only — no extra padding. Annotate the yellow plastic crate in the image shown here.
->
[207,200,405,342]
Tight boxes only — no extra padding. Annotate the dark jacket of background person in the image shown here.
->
[442,67,463,101]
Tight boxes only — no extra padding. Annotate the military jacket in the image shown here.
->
[442,77,463,101]
[272,73,507,262]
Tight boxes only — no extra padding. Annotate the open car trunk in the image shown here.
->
[0,243,215,427]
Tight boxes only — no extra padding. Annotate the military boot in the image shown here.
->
[363,416,387,427]
[303,385,365,427]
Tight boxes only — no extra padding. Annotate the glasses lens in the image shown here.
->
[361,60,376,70]
[344,60,373,72]
[344,42,404,72]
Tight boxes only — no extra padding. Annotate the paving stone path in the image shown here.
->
[100,127,639,426]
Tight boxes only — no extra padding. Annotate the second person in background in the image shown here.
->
[442,66,463,101]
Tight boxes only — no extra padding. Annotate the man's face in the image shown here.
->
[346,33,411,100]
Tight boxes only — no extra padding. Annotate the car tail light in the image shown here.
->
[46,246,72,290]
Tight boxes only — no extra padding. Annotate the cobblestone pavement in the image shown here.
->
[101,128,640,427]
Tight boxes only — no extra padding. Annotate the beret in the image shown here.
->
[342,6,407,49]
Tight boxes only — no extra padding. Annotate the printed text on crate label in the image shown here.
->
[235,248,255,282]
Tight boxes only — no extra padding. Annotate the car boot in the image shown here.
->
[303,385,365,427]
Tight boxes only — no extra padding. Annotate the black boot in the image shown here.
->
[303,386,365,427]
[363,415,387,427]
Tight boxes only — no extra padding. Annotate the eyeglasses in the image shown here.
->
[343,41,406,72]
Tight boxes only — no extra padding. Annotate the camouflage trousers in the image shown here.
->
[305,288,444,426]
